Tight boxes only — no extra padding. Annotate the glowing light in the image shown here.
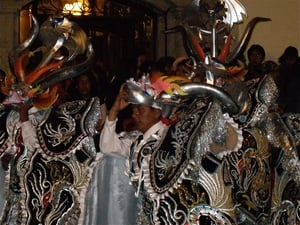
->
[63,1,90,16]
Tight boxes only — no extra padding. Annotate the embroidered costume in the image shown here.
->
[0,98,102,225]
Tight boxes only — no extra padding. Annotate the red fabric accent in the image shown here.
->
[161,117,176,126]
[16,127,24,160]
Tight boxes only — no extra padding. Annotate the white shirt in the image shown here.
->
[100,118,167,158]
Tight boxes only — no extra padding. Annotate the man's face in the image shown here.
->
[131,105,161,133]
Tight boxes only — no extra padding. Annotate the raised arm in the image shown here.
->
[100,84,132,157]
[108,84,129,121]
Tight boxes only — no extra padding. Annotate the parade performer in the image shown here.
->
[0,14,103,225]
[100,0,300,224]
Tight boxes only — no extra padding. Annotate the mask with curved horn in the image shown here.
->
[125,76,240,119]
[32,41,94,92]
[8,15,39,76]
[156,82,240,117]
[164,25,203,63]
[2,14,94,109]
[38,16,88,66]
[166,17,270,67]
[162,1,270,112]
[224,17,271,65]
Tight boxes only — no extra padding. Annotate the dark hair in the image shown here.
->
[278,46,299,63]
[68,71,99,101]
[156,56,175,71]
[247,44,266,59]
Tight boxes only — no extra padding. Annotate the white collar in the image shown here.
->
[143,121,167,141]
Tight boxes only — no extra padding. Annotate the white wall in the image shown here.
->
[239,0,300,62]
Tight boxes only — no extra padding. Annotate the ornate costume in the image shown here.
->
[0,1,299,225]
[0,98,102,225]
[0,14,105,225]
[99,1,300,224]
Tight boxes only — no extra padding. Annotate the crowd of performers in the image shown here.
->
[0,1,300,224]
